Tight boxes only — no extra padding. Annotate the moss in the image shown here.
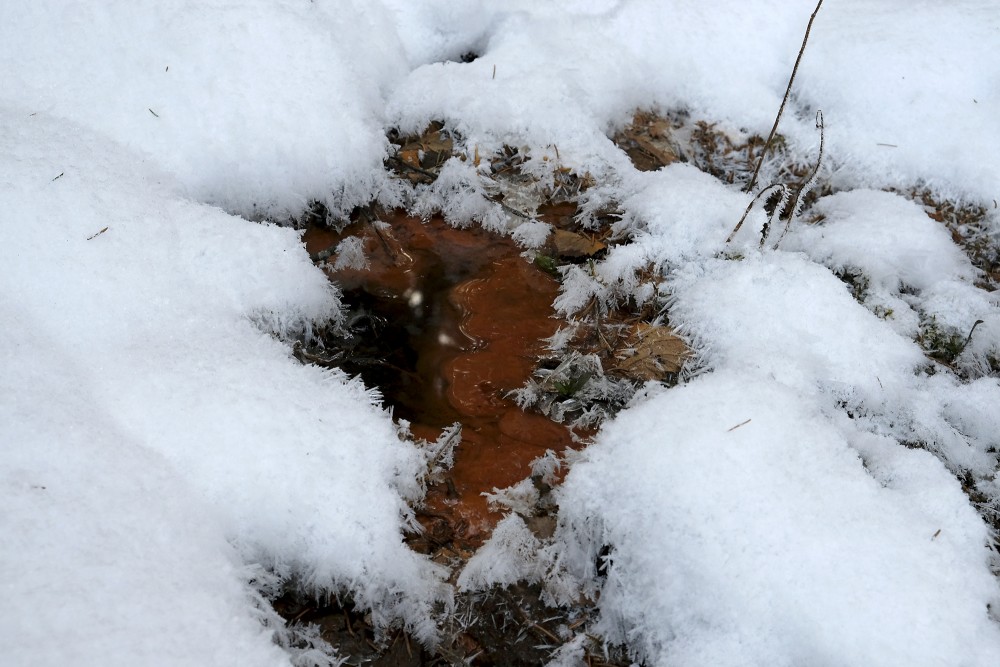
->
[533,253,560,276]
[917,316,967,365]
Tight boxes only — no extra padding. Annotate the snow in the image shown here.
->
[457,514,543,592]
[785,189,986,337]
[3,0,1000,665]
[0,107,448,662]
[551,372,1000,667]
[2,324,288,667]
[0,1,408,218]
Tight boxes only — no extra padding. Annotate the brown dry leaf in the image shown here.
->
[394,123,456,172]
[419,132,453,156]
[614,111,682,171]
[615,323,689,380]
[630,134,680,169]
[413,125,454,168]
[399,149,422,169]
[549,229,605,258]
[647,117,674,140]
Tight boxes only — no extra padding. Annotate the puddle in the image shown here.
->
[288,120,689,665]
[303,212,576,546]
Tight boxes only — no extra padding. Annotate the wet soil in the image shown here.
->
[303,211,579,547]
[271,581,633,667]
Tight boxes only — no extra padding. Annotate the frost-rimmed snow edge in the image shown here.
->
[0,106,450,665]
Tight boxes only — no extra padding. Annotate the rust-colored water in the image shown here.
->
[304,212,575,545]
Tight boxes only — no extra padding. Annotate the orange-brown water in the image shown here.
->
[304,212,575,545]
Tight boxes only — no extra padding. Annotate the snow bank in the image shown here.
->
[549,246,1000,664]
[553,372,1000,666]
[786,190,989,336]
[1,318,289,667]
[802,0,1000,197]
[0,0,409,217]
[389,0,1000,202]
[0,106,447,661]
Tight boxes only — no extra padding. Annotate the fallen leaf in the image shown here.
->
[615,323,689,380]
[400,149,422,169]
[613,111,682,171]
[549,229,605,258]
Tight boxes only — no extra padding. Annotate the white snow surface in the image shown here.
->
[0,107,448,663]
[3,1,1000,665]
[552,372,1000,667]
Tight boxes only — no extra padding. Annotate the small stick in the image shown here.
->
[385,154,438,180]
[290,607,312,624]
[771,110,825,249]
[745,0,824,193]
[726,184,784,244]
[366,214,397,262]
[148,108,159,118]
[530,622,562,644]
[964,319,985,348]
[86,226,109,241]
[727,418,751,432]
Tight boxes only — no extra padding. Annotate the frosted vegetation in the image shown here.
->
[2,1,1000,666]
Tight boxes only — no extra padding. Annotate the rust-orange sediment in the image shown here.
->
[304,212,577,546]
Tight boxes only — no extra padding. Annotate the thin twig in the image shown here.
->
[727,418,751,432]
[385,154,439,180]
[361,210,397,261]
[726,184,784,244]
[290,607,313,624]
[964,319,985,348]
[745,0,824,193]
[771,109,825,249]
[758,186,791,248]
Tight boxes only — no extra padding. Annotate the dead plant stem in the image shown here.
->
[745,0,824,193]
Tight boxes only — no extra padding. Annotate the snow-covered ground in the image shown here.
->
[2,1,999,665]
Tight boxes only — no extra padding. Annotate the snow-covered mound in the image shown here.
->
[553,371,1000,666]
[3,0,1000,665]
[0,108,447,664]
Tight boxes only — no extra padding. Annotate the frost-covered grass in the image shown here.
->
[2,1,1000,666]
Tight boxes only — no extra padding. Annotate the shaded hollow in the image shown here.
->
[303,212,576,546]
